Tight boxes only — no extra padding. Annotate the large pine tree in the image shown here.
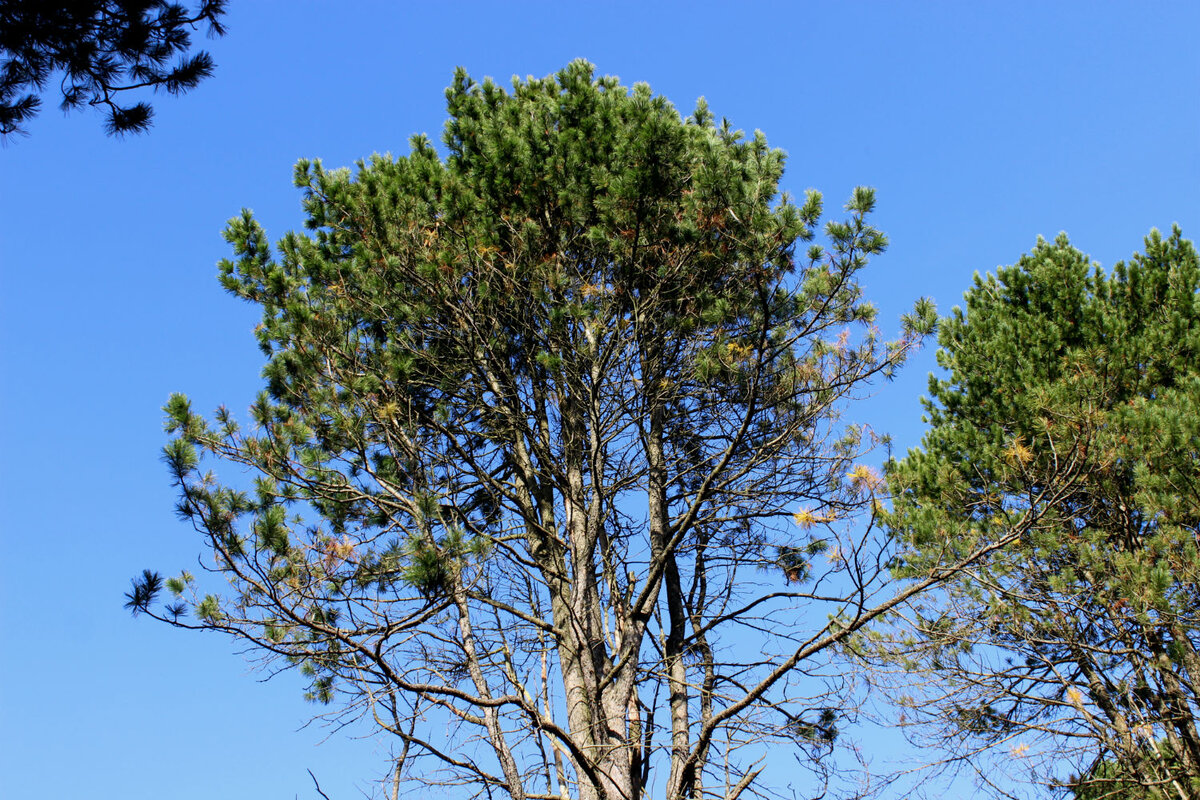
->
[128,62,951,800]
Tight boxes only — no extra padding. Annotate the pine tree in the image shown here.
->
[1076,748,1200,800]
[127,61,952,800]
[879,229,1200,798]
[0,0,227,137]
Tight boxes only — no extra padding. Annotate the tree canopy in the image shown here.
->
[124,61,970,800]
[0,0,227,137]
[880,228,1200,799]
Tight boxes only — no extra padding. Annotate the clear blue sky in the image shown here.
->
[1,2,1197,798]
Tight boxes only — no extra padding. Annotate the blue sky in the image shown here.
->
[1,2,1197,798]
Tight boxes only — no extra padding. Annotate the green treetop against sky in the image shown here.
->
[0,3,1196,800]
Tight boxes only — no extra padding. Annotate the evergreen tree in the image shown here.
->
[0,0,227,137]
[1076,749,1200,800]
[879,229,1200,799]
[128,62,954,800]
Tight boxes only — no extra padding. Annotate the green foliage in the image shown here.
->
[131,61,930,800]
[884,227,1200,794]
[0,1,228,137]
[123,569,162,615]
[1074,745,1200,800]
[788,707,839,745]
